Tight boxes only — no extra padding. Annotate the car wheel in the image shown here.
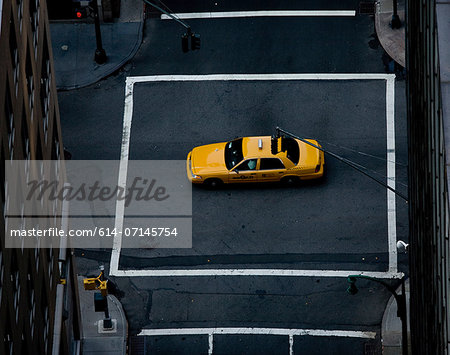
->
[281,176,299,186]
[204,178,223,189]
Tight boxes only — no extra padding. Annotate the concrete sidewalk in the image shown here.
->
[381,279,410,354]
[78,275,128,354]
[50,0,144,90]
[375,0,405,67]
[374,0,409,352]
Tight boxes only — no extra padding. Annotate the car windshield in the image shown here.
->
[225,138,244,170]
[283,137,300,164]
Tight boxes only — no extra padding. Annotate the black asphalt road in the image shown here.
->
[58,0,408,353]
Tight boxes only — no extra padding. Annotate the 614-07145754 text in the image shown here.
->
[97,227,178,237]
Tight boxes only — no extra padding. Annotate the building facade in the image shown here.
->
[406,0,450,353]
[0,0,81,353]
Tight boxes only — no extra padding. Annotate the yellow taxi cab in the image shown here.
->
[186,136,325,187]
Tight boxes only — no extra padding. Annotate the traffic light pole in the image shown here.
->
[92,0,107,64]
[99,266,112,328]
[347,275,407,355]
[143,0,190,30]
[143,0,200,52]
[391,0,402,29]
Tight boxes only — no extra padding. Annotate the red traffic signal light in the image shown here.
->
[74,7,87,19]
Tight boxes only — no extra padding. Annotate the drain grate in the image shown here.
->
[129,335,147,355]
[359,1,376,14]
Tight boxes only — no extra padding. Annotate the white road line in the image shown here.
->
[160,10,356,20]
[110,78,135,275]
[110,268,403,278]
[208,333,213,355]
[112,73,399,279]
[128,73,394,84]
[137,327,376,339]
[386,77,398,272]
[289,334,294,355]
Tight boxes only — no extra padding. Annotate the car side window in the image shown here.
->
[260,158,285,170]
[237,159,258,171]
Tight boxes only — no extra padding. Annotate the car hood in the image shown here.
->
[191,142,228,174]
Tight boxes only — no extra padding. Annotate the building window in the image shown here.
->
[17,0,23,33]
[27,268,35,338]
[5,86,15,159]
[51,127,61,215]
[3,311,13,355]
[30,0,39,56]
[34,248,39,272]
[21,325,30,355]
[22,110,30,179]
[41,39,50,142]
[35,132,43,161]
[47,249,54,286]
[25,52,34,122]
[9,17,19,96]
[41,294,49,353]
[52,122,61,160]
[10,252,21,324]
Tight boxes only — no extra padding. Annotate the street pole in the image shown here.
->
[391,0,402,29]
[99,266,112,328]
[347,275,407,355]
[91,0,107,64]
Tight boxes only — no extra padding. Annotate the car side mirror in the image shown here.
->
[234,169,239,174]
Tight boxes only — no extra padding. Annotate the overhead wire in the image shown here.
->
[276,127,408,202]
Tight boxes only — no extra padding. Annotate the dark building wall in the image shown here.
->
[0,0,81,353]
[406,0,450,353]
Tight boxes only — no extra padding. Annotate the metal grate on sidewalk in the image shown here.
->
[129,335,147,355]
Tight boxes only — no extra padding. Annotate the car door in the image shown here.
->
[257,158,286,182]
[229,159,258,183]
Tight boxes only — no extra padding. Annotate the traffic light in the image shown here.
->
[73,0,90,19]
[191,33,201,50]
[271,136,278,155]
[280,136,287,152]
[74,7,87,19]
[346,277,358,295]
[181,33,189,53]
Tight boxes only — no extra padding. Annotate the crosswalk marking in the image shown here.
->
[111,73,399,279]
[139,327,376,355]
[160,10,356,20]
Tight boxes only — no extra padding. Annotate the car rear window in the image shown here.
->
[282,137,300,165]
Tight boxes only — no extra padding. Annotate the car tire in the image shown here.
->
[204,178,223,189]
[281,176,299,187]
